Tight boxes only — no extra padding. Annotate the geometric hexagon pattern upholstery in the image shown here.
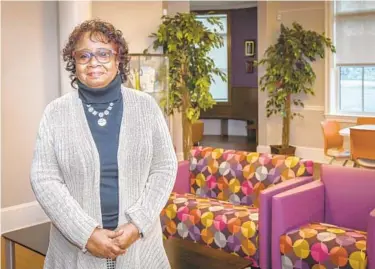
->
[189,147,314,208]
[280,222,367,269]
[161,192,261,266]
[161,147,314,266]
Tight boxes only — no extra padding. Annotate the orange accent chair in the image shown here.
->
[357,117,375,125]
[350,128,375,169]
[320,120,350,166]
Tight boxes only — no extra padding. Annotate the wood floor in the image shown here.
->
[1,135,321,268]
[200,135,257,152]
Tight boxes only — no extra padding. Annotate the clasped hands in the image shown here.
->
[86,223,140,259]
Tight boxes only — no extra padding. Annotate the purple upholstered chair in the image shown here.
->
[169,152,314,269]
[171,160,190,194]
[271,164,375,269]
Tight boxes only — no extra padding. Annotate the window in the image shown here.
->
[339,67,375,113]
[196,14,229,102]
[333,0,375,114]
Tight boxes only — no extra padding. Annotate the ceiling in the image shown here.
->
[190,1,257,11]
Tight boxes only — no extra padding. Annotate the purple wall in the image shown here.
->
[230,7,258,88]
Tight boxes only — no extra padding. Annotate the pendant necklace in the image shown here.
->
[86,102,114,127]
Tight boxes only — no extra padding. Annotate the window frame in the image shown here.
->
[326,1,375,120]
[195,10,231,105]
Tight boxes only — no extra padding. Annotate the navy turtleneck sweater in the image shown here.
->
[77,75,123,230]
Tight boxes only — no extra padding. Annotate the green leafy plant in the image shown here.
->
[256,22,335,154]
[146,12,226,159]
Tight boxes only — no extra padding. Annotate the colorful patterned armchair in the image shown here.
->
[160,147,314,268]
[271,164,375,269]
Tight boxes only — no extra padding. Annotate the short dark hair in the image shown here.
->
[62,19,130,88]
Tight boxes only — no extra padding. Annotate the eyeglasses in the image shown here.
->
[73,48,117,65]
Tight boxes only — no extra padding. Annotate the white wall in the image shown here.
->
[202,119,247,136]
[92,1,163,53]
[1,1,60,208]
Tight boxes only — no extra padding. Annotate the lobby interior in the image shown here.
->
[2,1,375,269]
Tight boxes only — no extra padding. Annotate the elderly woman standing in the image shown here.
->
[30,19,177,269]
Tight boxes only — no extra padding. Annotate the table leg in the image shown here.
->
[5,239,16,269]
[220,119,228,137]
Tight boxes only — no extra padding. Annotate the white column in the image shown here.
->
[162,1,190,161]
[58,1,92,96]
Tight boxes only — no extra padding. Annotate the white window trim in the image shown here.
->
[324,1,375,123]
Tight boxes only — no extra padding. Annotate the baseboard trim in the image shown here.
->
[294,146,326,163]
[256,145,271,153]
[257,144,328,164]
[176,151,184,161]
[1,201,50,234]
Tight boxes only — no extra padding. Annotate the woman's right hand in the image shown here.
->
[86,228,127,259]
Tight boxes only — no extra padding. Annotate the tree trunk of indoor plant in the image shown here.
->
[280,93,296,155]
[271,93,296,155]
[180,61,193,160]
[282,93,291,149]
[182,111,192,160]
[182,90,192,160]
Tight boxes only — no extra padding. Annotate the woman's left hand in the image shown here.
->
[113,223,140,250]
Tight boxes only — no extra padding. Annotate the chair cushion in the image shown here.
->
[280,222,367,269]
[189,147,314,207]
[357,158,375,168]
[161,192,260,266]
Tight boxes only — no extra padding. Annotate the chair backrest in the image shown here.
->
[189,147,314,208]
[350,128,375,161]
[320,120,344,154]
[321,164,375,231]
[357,117,375,125]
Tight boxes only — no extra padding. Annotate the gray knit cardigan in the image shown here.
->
[30,87,178,269]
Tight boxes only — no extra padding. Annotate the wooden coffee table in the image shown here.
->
[2,222,251,269]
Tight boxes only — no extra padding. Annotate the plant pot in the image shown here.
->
[270,145,296,156]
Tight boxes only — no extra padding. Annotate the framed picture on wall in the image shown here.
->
[245,60,254,73]
[245,40,256,56]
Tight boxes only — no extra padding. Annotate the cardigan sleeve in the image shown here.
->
[124,97,178,238]
[30,104,100,252]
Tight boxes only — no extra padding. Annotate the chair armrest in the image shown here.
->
[172,160,190,194]
[368,208,375,269]
[271,180,325,269]
[258,176,313,269]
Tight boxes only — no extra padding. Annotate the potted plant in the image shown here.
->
[146,12,226,160]
[256,22,335,155]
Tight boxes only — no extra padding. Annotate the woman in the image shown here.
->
[30,19,177,269]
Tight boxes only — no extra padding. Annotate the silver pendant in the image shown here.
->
[98,118,107,126]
